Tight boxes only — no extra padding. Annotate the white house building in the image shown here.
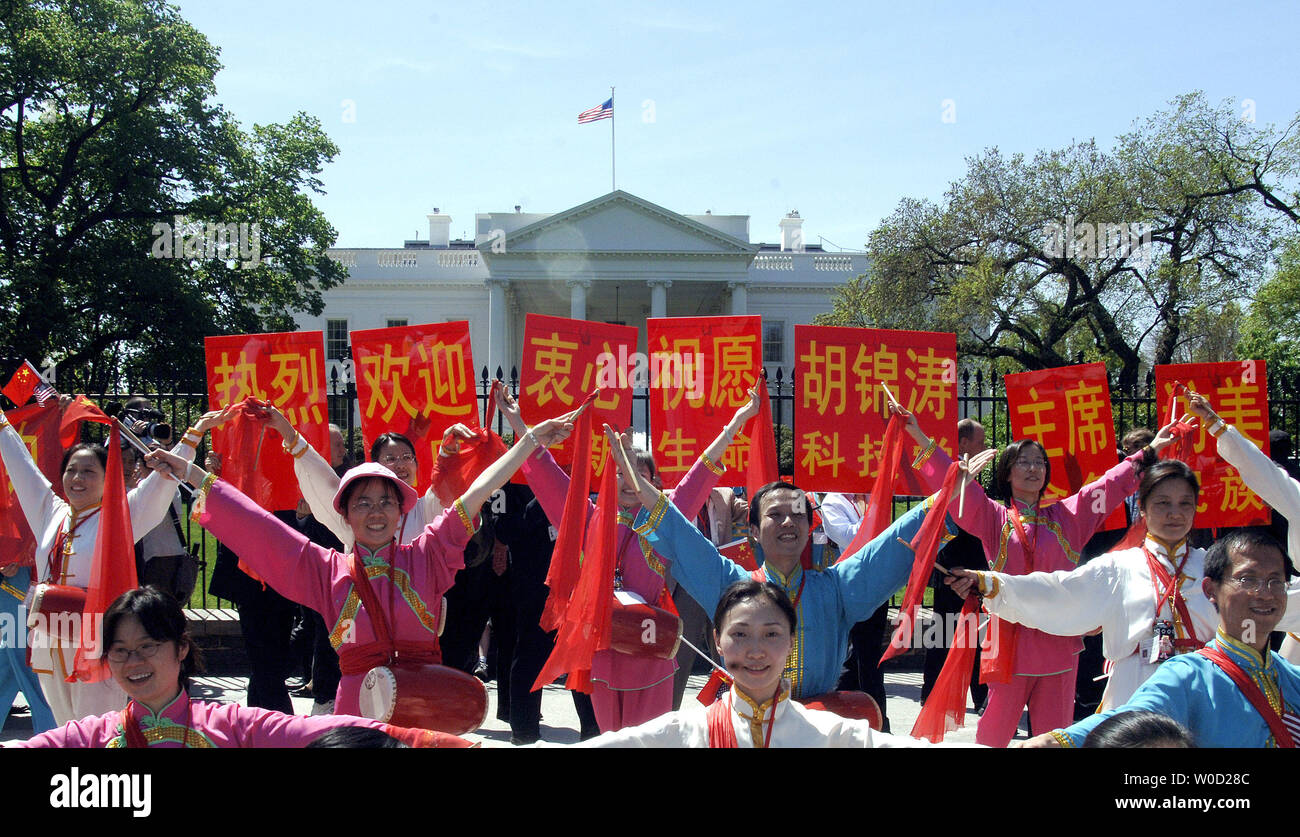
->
[302,190,868,387]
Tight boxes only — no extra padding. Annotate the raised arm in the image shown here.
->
[262,404,350,545]
[0,410,62,535]
[948,560,1122,638]
[1188,392,1300,522]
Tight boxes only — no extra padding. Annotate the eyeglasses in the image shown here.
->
[1013,459,1048,471]
[350,497,400,514]
[1228,576,1288,595]
[106,641,168,663]
[379,453,417,466]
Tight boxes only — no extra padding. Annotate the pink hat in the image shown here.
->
[332,462,419,516]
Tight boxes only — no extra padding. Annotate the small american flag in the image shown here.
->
[32,378,56,406]
[578,98,613,124]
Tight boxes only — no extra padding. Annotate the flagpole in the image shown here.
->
[610,85,616,192]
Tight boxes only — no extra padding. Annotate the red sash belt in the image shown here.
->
[1197,646,1295,748]
[338,640,441,676]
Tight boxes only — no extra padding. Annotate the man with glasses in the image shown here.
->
[1023,530,1300,747]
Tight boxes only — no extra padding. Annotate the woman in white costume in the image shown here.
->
[0,403,219,722]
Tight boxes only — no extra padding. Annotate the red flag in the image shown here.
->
[718,537,759,572]
[745,371,779,501]
[59,394,110,447]
[3,361,42,406]
[0,402,62,567]
[537,391,598,631]
[911,595,980,742]
[835,412,907,564]
[880,460,962,665]
[532,442,619,693]
[429,381,509,508]
[72,423,138,682]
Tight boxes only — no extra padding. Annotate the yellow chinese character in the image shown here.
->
[709,335,758,408]
[1064,380,1109,456]
[580,341,623,411]
[856,433,880,479]
[1219,472,1266,514]
[1217,379,1265,437]
[721,430,751,472]
[589,429,610,477]
[359,345,417,423]
[212,350,265,406]
[800,430,844,478]
[656,429,698,477]
[1016,387,1059,440]
[851,344,900,414]
[903,348,950,419]
[654,336,704,409]
[415,341,472,417]
[800,341,847,416]
[524,332,579,408]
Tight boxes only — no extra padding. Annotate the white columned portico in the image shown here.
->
[567,278,592,319]
[485,277,509,378]
[727,281,749,315]
[647,279,672,318]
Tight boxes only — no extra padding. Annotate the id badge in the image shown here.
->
[1149,619,1175,664]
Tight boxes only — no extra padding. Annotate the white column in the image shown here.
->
[567,278,592,320]
[486,278,509,379]
[647,279,671,319]
[727,281,749,315]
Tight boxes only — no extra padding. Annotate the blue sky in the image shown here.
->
[174,0,1300,250]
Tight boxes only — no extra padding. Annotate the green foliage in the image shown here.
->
[1239,236,1300,379]
[820,93,1300,388]
[0,0,346,389]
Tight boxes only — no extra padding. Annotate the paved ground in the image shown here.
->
[3,666,997,746]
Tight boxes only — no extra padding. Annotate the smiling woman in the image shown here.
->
[579,579,972,748]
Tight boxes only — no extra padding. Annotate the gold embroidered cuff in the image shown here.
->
[633,494,671,536]
[912,438,937,468]
[454,498,478,537]
[1207,418,1227,438]
[700,452,725,476]
[976,572,999,598]
[283,434,308,459]
[180,430,200,450]
[1048,729,1074,748]
[190,473,218,522]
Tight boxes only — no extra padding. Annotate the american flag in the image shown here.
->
[32,378,56,406]
[577,98,613,124]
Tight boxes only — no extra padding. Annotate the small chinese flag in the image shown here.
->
[58,395,111,447]
[3,361,42,406]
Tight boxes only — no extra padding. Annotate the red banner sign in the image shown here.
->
[1004,362,1124,529]
[1155,360,1270,529]
[645,315,761,488]
[0,402,62,567]
[519,314,635,482]
[205,331,329,511]
[352,321,478,492]
[794,325,957,494]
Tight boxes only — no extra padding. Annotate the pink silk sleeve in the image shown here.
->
[198,480,339,618]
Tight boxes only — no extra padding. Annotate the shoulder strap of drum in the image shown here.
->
[706,694,738,749]
[347,551,394,653]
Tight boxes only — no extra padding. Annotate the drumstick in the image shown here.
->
[958,453,968,518]
[116,418,195,496]
[678,634,731,677]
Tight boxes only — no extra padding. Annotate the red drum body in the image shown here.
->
[358,663,487,736]
[609,597,682,660]
[799,691,883,730]
[23,583,87,643]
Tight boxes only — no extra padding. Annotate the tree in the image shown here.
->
[1238,235,1300,379]
[818,94,1300,389]
[0,0,346,391]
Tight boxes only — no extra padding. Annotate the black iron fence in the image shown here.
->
[22,365,1300,608]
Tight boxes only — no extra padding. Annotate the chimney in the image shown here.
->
[428,209,451,248]
[779,210,804,253]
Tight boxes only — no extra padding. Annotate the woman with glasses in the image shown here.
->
[16,586,470,747]
[914,421,1184,746]
[262,405,472,550]
[144,403,574,719]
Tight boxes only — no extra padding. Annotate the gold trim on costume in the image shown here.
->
[700,453,726,477]
[912,438,937,468]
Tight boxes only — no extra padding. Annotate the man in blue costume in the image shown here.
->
[610,427,944,700]
[1,564,56,734]
[1025,529,1300,748]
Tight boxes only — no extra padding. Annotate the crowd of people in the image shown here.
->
[2,382,1299,749]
